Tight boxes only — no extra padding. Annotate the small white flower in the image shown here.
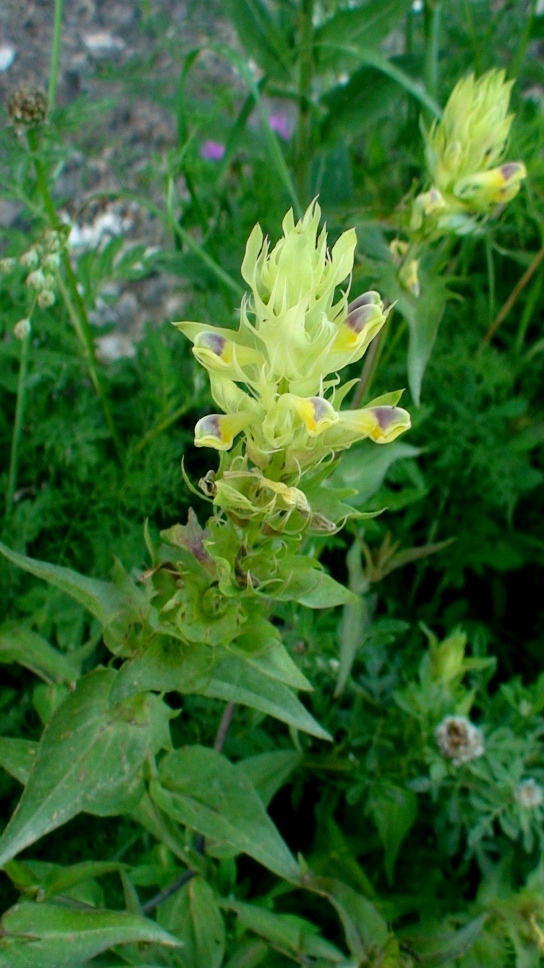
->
[0,256,17,274]
[20,248,40,269]
[38,289,55,309]
[435,715,485,766]
[515,779,544,809]
[13,318,31,340]
[26,269,45,290]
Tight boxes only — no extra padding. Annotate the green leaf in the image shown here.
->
[310,878,388,960]
[372,261,449,405]
[151,745,300,882]
[225,898,344,962]
[400,916,486,966]
[315,0,412,69]
[272,556,355,609]
[4,858,127,903]
[0,670,173,869]
[223,939,269,968]
[158,876,225,968]
[109,637,213,703]
[0,738,37,785]
[239,641,313,692]
[338,440,422,507]
[0,542,126,628]
[0,901,181,968]
[236,750,302,807]
[225,0,292,81]
[368,782,418,884]
[199,656,332,740]
[0,623,80,684]
[321,66,401,145]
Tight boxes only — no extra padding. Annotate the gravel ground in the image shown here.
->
[0,0,236,357]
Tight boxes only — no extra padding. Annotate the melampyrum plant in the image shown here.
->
[0,203,412,965]
[395,68,527,299]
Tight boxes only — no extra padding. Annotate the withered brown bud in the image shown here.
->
[8,86,48,128]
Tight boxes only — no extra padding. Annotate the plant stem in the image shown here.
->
[194,702,237,856]
[295,0,315,203]
[141,869,196,915]
[48,0,64,110]
[423,1,442,107]
[510,0,538,78]
[27,129,122,457]
[214,701,237,753]
[6,327,31,519]
[483,243,544,344]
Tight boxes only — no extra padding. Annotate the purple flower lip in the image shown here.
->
[198,332,227,356]
[500,162,523,180]
[309,397,331,420]
[348,290,381,314]
[200,140,226,161]
[346,303,381,334]
[372,406,397,430]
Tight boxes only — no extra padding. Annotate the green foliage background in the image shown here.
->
[1,0,544,965]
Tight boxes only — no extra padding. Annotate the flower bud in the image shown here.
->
[330,292,388,365]
[410,187,447,231]
[13,318,31,340]
[453,161,527,207]
[194,412,253,451]
[324,404,411,450]
[399,259,420,297]
[289,395,339,436]
[193,330,262,378]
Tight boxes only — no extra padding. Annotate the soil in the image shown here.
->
[0,0,236,358]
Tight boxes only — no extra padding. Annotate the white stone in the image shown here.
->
[0,45,16,72]
[82,32,126,56]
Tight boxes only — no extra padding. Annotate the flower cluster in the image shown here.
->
[1,228,67,309]
[411,69,526,236]
[176,202,410,510]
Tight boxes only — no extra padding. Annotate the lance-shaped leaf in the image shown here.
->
[315,0,412,69]
[0,542,126,628]
[0,901,181,968]
[158,876,225,968]
[225,898,344,962]
[199,656,331,740]
[309,878,389,961]
[0,623,80,684]
[150,745,300,882]
[0,738,37,785]
[236,750,302,807]
[4,858,128,902]
[0,669,173,869]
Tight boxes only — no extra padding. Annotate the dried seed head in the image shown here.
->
[8,86,48,127]
[515,779,544,809]
[435,715,485,766]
